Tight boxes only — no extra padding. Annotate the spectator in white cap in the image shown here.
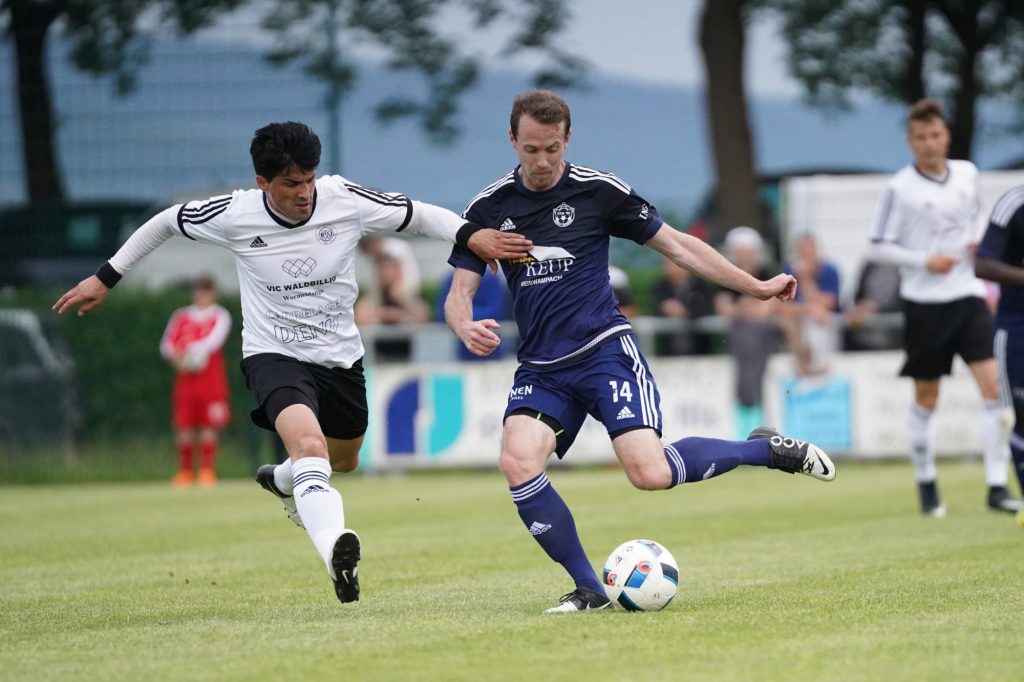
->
[714,226,781,436]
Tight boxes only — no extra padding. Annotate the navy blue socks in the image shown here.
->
[663,437,771,488]
[510,472,604,593]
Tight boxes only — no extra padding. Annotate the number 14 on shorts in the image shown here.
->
[609,380,633,402]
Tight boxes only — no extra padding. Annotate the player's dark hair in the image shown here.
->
[192,275,216,292]
[250,122,322,179]
[510,90,571,139]
[907,98,947,130]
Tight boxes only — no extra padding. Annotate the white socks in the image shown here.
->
[907,404,936,483]
[291,456,345,574]
[980,400,1011,487]
[273,458,294,495]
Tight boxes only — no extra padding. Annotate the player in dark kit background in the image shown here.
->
[444,90,837,613]
[976,184,1024,526]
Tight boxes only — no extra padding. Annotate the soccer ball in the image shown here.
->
[602,539,679,612]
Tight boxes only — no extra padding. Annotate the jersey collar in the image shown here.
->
[262,188,319,228]
[514,162,571,194]
[912,164,950,185]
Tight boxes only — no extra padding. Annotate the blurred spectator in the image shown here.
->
[355,247,428,361]
[781,233,841,376]
[714,226,780,434]
[653,255,713,354]
[846,261,902,350]
[609,265,637,319]
[160,276,232,487]
[358,234,422,302]
[436,268,513,361]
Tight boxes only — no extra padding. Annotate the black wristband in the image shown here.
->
[94,261,123,289]
[455,222,486,250]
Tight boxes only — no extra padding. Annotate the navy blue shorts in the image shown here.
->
[503,334,663,458]
[995,313,1024,411]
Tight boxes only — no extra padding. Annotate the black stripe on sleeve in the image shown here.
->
[395,197,413,232]
[176,205,196,240]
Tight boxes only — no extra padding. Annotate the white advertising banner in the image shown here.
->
[359,352,985,471]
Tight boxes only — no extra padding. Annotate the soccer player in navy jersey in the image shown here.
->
[976,185,1024,526]
[54,121,532,604]
[444,90,836,613]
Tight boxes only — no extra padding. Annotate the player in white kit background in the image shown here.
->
[866,98,1019,517]
[54,121,533,603]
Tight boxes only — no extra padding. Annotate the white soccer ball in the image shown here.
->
[602,539,679,612]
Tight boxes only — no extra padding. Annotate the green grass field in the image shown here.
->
[2,460,1023,682]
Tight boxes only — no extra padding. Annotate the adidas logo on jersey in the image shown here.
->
[500,217,517,231]
[616,406,635,420]
[249,236,268,249]
[529,521,552,536]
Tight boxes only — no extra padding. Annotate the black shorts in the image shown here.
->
[901,296,994,379]
[240,353,368,440]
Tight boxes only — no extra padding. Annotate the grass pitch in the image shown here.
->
[2,460,1023,682]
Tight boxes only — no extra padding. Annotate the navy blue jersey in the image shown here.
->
[449,163,663,365]
[978,186,1024,315]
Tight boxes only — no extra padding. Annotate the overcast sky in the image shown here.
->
[543,0,796,96]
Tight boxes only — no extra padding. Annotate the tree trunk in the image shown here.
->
[902,0,927,102]
[946,8,979,161]
[699,0,761,243]
[9,0,65,202]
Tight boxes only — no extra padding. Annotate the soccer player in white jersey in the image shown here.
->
[446,91,836,613]
[53,121,532,603]
[867,98,1019,517]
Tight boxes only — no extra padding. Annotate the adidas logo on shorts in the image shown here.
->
[616,405,635,420]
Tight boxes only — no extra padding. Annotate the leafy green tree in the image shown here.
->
[1,0,583,202]
[2,0,245,202]
[765,0,1024,159]
[263,0,584,148]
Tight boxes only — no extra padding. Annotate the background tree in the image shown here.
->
[1,0,584,203]
[699,0,764,242]
[2,0,244,202]
[260,0,586,171]
[765,0,1024,160]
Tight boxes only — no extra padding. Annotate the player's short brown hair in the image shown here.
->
[510,90,571,139]
[907,98,947,130]
[193,275,216,292]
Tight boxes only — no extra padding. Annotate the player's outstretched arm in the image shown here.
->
[54,206,181,316]
[645,224,797,301]
[53,275,111,316]
[444,267,502,357]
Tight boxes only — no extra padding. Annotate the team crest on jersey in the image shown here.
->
[552,202,575,227]
[316,226,337,244]
[282,257,317,278]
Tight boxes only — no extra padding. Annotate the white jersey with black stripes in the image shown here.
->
[867,160,987,303]
[109,174,465,367]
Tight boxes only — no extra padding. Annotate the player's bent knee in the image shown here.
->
[499,449,540,485]
[331,453,359,473]
[624,462,672,491]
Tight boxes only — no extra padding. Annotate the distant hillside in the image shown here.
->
[2,35,1023,215]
